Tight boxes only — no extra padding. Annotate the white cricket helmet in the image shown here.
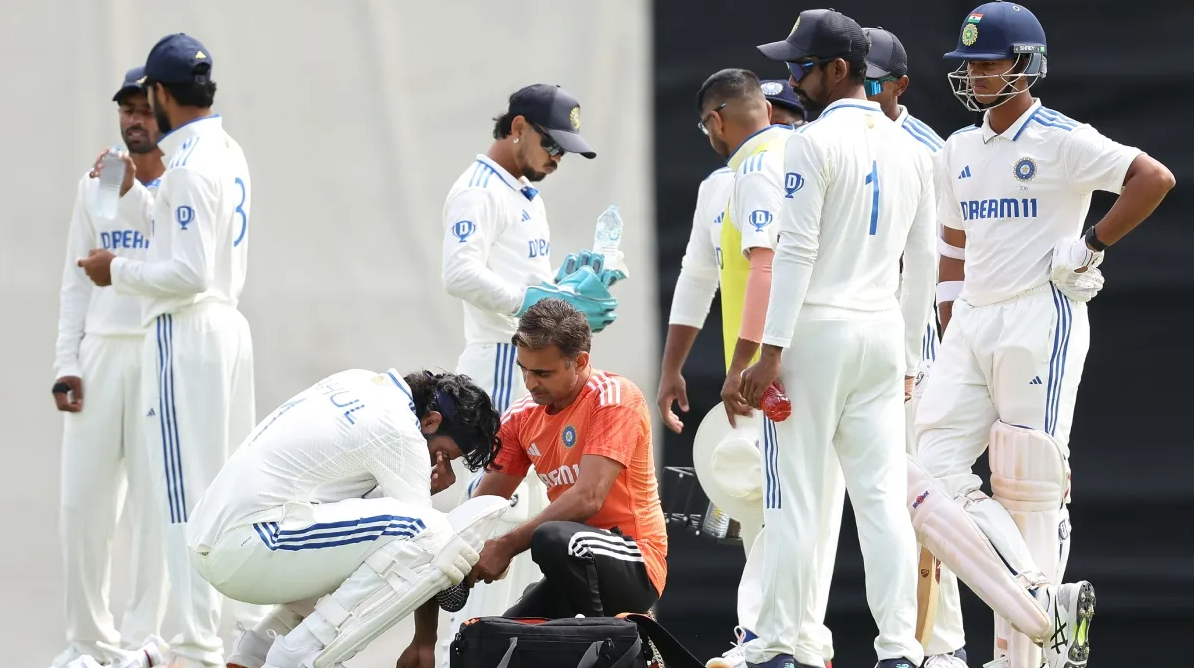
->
[691,403,764,528]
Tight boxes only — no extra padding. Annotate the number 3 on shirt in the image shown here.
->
[864,160,879,236]
[233,177,248,247]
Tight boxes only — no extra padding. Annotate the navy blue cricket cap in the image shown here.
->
[144,33,213,85]
[863,28,909,79]
[759,80,806,120]
[758,9,870,63]
[112,66,148,102]
[508,84,596,159]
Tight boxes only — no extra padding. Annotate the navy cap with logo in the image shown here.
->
[758,9,869,63]
[863,28,909,79]
[112,66,148,102]
[508,84,596,159]
[759,80,806,121]
[144,33,213,85]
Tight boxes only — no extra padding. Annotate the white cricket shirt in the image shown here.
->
[727,125,794,258]
[441,155,552,345]
[53,173,161,379]
[668,166,733,327]
[187,369,433,546]
[110,115,251,325]
[937,98,1143,306]
[761,98,937,377]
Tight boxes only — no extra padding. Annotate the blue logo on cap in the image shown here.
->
[452,220,477,242]
[175,205,194,230]
[784,172,805,197]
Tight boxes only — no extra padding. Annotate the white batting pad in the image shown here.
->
[906,455,1051,642]
[271,498,510,668]
[988,422,1069,668]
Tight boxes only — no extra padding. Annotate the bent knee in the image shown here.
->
[530,521,580,560]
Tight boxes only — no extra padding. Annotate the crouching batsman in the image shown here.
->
[184,367,507,668]
[409,297,669,656]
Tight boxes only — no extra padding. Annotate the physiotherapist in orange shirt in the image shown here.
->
[467,295,667,618]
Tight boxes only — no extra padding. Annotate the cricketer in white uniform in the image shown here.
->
[861,28,969,668]
[77,33,260,667]
[742,9,937,668]
[50,67,168,668]
[185,369,510,668]
[907,4,1174,668]
[438,83,620,664]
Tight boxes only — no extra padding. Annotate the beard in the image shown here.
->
[796,89,826,120]
[154,106,172,135]
[122,126,157,154]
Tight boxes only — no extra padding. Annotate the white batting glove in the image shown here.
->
[1053,265,1106,303]
[912,359,933,401]
[1049,237,1104,283]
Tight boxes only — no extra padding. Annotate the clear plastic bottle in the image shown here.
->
[90,147,126,220]
[592,204,624,260]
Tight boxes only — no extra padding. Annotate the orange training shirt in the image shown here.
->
[491,368,668,596]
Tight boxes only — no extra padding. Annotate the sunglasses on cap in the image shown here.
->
[527,122,564,157]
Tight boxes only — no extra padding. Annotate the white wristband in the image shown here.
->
[936,280,963,305]
[938,238,966,260]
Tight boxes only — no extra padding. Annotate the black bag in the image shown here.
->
[449,613,705,668]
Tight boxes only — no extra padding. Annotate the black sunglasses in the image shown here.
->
[528,122,564,157]
[787,57,836,83]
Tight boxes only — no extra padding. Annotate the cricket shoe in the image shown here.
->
[925,648,968,668]
[747,655,821,668]
[875,660,918,668]
[1042,581,1095,668]
[227,621,275,668]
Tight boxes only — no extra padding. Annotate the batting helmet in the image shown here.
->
[944,1,1048,111]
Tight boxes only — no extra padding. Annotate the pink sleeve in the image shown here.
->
[738,248,774,344]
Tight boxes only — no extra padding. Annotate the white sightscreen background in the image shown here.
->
[0,2,656,663]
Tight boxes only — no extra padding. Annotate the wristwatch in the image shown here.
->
[1083,226,1108,252]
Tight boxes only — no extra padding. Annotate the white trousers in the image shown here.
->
[747,310,922,668]
[141,304,260,666]
[58,334,167,664]
[736,449,844,661]
[193,498,436,607]
[914,285,1088,658]
[436,341,548,668]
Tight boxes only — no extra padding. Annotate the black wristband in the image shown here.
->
[52,382,70,395]
[1083,226,1108,252]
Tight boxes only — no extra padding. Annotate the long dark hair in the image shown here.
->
[404,370,502,472]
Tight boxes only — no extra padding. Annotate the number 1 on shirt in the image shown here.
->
[865,160,879,236]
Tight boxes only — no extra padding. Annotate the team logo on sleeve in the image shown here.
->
[452,220,477,242]
[562,425,578,448]
[1013,157,1037,182]
[175,205,194,230]
[748,210,774,230]
[784,172,805,198]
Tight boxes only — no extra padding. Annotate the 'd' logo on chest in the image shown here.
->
[562,425,578,448]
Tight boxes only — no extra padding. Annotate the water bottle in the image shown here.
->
[760,382,792,422]
[592,205,624,260]
[91,147,126,220]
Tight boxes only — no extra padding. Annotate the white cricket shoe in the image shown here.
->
[1042,581,1095,668]
[705,626,748,668]
[925,651,968,668]
[227,622,275,668]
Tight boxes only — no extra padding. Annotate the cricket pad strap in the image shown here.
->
[906,455,1052,642]
[988,422,1068,666]
[306,496,511,668]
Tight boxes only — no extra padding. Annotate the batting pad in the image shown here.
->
[989,422,1069,667]
[906,455,1051,642]
[300,496,510,668]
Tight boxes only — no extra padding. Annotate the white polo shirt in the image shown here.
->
[668,166,733,328]
[761,98,937,377]
[441,155,552,345]
[936,98,1143,306]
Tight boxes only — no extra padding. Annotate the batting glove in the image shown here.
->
[1049,237,1104,283]
[1052,265,1106,303]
